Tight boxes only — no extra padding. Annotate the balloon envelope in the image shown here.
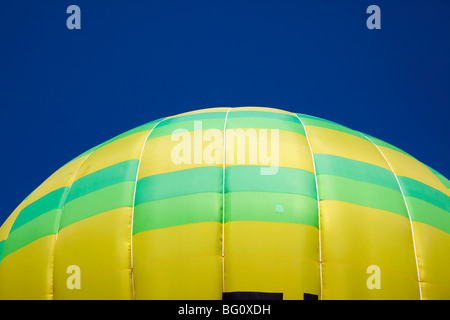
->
[0,107,449,300]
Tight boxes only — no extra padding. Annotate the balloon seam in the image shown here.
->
[222,107,232,294]
[130,118,167,300]
[294,114,323,300]
[52,150,95,300]
[359,132,423,300]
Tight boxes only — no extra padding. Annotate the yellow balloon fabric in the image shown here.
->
[0,107,449,300]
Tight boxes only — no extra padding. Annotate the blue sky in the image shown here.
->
[1,0,449,224]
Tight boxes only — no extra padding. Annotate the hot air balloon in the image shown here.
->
[0,107,448,300]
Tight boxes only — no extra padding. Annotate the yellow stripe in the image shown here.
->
[321,200,420,299]
[75,131,150,180]
[225,129,314,172]
[0,207,22,243]
[138,130,222,179]
[139,129,314,179]
[0,235,55,299]
[379,146,449,196]
[132,222,222,299]
[224,221,319,300]
[306,126,390,170]
[53,208,132,299]
[412,221,450,299]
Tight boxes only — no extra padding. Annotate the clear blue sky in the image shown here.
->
[1,0,449,224]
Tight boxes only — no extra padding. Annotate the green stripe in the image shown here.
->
[407,197,450,234]
[70,144,101,163]
[297,114,361,138]
[135,167,223,205]
[318,175,408,217]
[59,181,135,230]
[315,154,400,192]
[150,119,225,140]
[99,119,162,147]
[398,176,450,213]
[11,187,69,232]
[159,112,227,127]
[228,110,299,123]
[133,193,222,234]
[2,209,59,259]
[0,240,5,263]
[148,110,306,140]
[226,117,305,135]
[70,119,163,162]
[225,192,318,227]
[426,165,450,189]
[65,160,139,203]
[296,113,336,124]
[115,119,163,141]
[226,166,317,199]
